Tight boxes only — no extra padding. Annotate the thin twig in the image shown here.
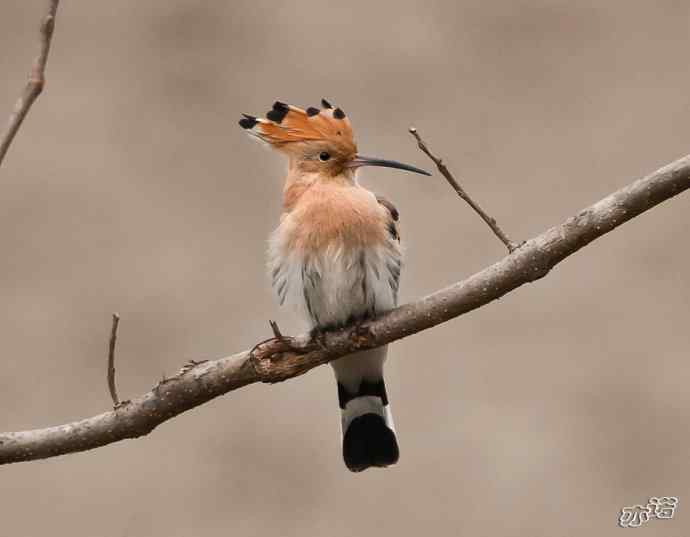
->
[409,127,521,253]
[269,320,283,339]
[1,150,688,464]
[0,0,60,167]
[107,313,121,407]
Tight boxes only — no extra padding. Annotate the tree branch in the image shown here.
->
[0,0,60,168]
[409,127,521,252]
[1,152,687,464]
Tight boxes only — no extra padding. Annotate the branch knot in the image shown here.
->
[249,335,303,383]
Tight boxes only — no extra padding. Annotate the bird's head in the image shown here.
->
[239,99,430,181]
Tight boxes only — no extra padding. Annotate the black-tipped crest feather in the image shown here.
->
[238,114,257,129]
[266,101,289,123]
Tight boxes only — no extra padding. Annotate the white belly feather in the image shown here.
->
[269,237,401,328]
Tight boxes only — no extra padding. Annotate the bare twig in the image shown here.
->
[107,313,121,407]
[0,151,688,465]
[0,0,60,167]
[409,127,521,252]
[269,320,283,339]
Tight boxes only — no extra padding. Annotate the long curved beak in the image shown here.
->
[347,154,431,176]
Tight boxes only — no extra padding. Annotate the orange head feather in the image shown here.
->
[239,100,357,177]
[239,99,431,179]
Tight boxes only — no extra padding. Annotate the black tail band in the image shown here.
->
[337,379,388,409]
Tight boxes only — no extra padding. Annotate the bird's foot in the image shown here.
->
[250,321,311,382]
[268,320,303,353]
[309,325,330,351]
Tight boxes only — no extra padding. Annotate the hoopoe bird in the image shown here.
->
[239,100,430,472]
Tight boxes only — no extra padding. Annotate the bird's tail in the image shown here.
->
[338,378,399,472]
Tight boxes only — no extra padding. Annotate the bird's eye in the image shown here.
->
[319,151,331,162]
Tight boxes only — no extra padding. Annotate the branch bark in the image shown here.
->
[0,0,60,168]
[1,152,688,465]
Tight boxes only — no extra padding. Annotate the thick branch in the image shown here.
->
[1,153,688,464]
[409,127,521,252]
[0,0,60,167]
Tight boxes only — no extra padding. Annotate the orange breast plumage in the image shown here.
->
[287,183,389,253]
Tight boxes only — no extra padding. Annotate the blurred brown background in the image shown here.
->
[1,1,688,536]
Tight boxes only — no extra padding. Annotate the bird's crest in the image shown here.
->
[239,99,356,155]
